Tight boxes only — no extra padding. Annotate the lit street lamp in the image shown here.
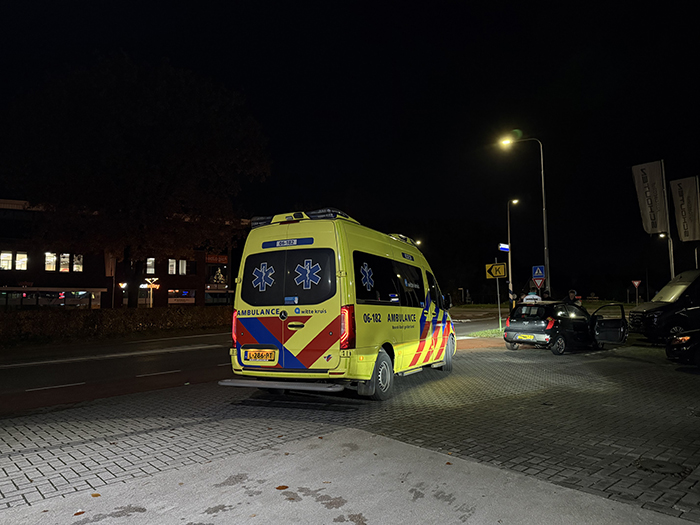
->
[507,199,519,308]
[501,136,551,295]
[145,277,159,308]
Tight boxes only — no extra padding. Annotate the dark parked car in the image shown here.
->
[666,329,700,366]
[629,270,700,341]
[504,301,628,355]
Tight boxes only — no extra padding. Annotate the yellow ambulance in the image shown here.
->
[219,208,455,400]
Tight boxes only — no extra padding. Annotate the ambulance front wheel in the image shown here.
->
[370,350,394,401]
[439,335,455,372]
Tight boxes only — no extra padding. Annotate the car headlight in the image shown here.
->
[671,335,691,345]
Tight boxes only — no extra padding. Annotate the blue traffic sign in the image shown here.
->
[532,265,545,279]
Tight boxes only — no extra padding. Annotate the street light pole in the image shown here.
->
[501,136,551,296]
[507,199,519,309]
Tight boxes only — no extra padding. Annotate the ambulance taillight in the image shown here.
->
[340,305,356,349]
[232,309,238,345]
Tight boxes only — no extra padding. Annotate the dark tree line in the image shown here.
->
[1,53,270,306]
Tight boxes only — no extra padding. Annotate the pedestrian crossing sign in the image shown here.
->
[532,265,545,279]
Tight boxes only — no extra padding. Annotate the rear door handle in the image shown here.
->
[288,322,305,330]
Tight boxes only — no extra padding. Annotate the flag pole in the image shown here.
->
[661,159,675,278]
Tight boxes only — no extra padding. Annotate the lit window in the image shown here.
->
[73,254,83,272]
[168,259,176,275]
[146,258,155,275]
[60,253,70,272]
[0,251,11,270]
[45,252,57,271]
[178,260,186,275]
[15,252,27,271]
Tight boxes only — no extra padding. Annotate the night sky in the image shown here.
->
[1,2,696,301]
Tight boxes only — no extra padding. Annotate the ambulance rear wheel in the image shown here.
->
[440,335,455,372]
[370,351,394,401]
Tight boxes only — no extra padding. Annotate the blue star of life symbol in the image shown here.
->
[252,262,275,292]
[294,259,322,290]
[360,262,374,291]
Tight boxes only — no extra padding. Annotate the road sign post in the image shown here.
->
[486,260,506,330]
[632,280,641,305]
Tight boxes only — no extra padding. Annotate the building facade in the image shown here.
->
[1,199,236,309]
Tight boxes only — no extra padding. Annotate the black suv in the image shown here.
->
[629,270,700,342]
[504,301,628,355]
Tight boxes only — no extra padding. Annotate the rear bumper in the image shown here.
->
[218,378,345,392]
[504,331,551,345]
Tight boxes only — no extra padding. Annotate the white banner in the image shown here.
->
[671,177,700,241]
[632,161,668,234]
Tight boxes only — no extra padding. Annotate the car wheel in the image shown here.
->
[440,335,455,372]
[370,350,394,401]
[550,335,567,355]
[506,342,520,350]
[594,341,605,350]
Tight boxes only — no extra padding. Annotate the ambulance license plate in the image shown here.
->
[245,350,276,362]
[517,334,534,340]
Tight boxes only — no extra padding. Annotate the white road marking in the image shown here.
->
[135,370,181,378]
[1,344,223,370]
[26,382,86,392]
[124,332,229,344]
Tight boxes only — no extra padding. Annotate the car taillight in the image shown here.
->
[545,317,555,330]
[232,309,238,345]
[340,305,356,349]
[506,318,510,327]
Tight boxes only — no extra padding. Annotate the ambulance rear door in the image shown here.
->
[238,224,341,371]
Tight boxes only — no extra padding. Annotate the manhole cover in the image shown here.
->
[635,459,688,475]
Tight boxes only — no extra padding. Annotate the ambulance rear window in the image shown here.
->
[241,248,336,307]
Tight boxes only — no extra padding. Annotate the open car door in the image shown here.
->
[591,303,628,346]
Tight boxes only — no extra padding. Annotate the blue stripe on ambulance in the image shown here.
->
[237,317,307,369]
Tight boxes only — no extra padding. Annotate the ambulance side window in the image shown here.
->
[426,271,443,310]
[394,261,424,309]
[353,251,401,305]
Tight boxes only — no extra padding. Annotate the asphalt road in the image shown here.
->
[0,309,502,417]
[0,332,232,417]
